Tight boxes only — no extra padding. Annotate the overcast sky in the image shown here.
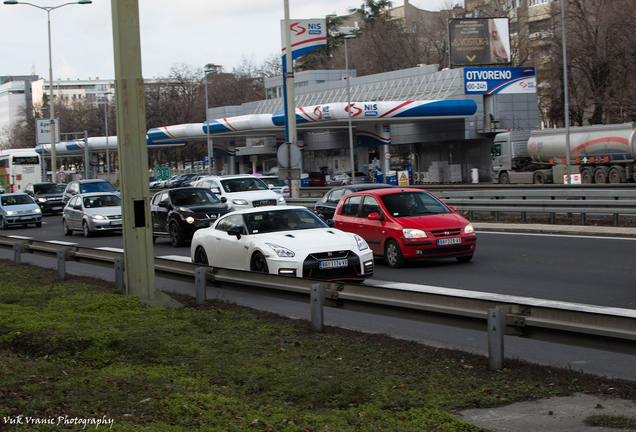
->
[1,0,456,81]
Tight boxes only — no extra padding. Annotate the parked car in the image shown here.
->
[333,188,476,268]
[62,179,118,204]
[259,175,290,197]
[180,174,203,187]
[0,193,42,229]
[149,178,163,188]
[307,172,326,187]
[168,173,200,188]
[62,192,122,237]
[193,174,286,209]
[191,206,374,282]
[314,183,396,221]
[326,172,374,186]
[150,187,235,247]
[24,182,65,215]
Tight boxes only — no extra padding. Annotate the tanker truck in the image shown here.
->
[491,123,636,184]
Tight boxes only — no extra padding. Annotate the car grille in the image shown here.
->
[107,215,122,220]
[253,199,277,207]
[308,251,349,260]
[48,197,63,202]
[302,250,370,280]
[15,210,34,215]
[431,228,462,237]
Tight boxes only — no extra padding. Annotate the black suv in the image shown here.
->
[24,182,65,214]
[62,179,118,204]
[150,187,235,247]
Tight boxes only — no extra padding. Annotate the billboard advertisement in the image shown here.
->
[464,67,536,95]
[449,18,511,67]
[280,19,327,61]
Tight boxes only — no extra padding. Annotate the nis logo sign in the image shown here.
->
[290,22,322,36]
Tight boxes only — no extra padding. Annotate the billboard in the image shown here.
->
[280,19,327,61]
[464,67,536,95]
[449,18,511,67]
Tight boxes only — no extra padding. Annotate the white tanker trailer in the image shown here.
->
[491,123,636,184]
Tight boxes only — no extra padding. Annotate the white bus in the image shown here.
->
[0,150,42,193]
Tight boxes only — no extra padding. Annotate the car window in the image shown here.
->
[170,189,220,206]
[215,214,245,233]
[246,209,326,234]
[83,195,120,208]
[151,194,161,205]
[327,189,345,205]
[35,184,63,194]
[68,196,79,208]
[69,182,79,194]
[380,192,451,218]
[1,195,34,206]
[220,178,268,193]
[360,196,382,218]
[341,196,362,217]
[159,192,169,205]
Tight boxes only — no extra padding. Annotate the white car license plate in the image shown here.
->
[437,237,461,246]
[319,259,348,269]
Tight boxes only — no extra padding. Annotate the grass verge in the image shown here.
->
[1,259,635,431]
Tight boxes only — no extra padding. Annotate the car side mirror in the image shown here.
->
[448,206,457,212]
[326,219,335,228]
[220,197,227,203]
[227,226,242,239]
[368,212,383,221]
[158,201,168,208]
[268,184,275,189]
[74,203,82,210]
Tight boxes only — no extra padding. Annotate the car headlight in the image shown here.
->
[33,208,41,214]
[403,228,427,238]
[37,197,47,203]
[185,216,195,224]
[233,199,248,206]
[354,234,369,251]
[5,210,16,216]
[278,196,286,203]
[91,214,106,220]
[265,242,295,258]
[464,223,475,234]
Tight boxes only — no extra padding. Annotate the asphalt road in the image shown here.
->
[3,213,636,382]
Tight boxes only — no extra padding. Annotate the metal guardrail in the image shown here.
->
[290,188,636,225]
[1,236,635,369]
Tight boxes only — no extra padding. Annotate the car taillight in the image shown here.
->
[283,187,290,193]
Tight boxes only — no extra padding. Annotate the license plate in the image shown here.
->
[110,220,122,226]
[52,207,62,210]
[437,237,461,246]
[319,259,348,269]
[20,216,33,220]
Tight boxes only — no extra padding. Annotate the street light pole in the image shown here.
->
[344,34,356,185]
[102,91,112,180]
[204,69,213,175]
[3,0,92,183]
[561,0,571,185]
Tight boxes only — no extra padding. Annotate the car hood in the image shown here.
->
[181,204,230,214]
[36,193,63,199]
[2,204,40,213]
[395,213,470,230]
[253,228,358,253]
[82,207,122,217]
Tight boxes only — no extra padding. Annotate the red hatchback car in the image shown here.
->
[333,188,476,267]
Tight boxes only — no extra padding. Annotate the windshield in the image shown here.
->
[245,209,327,234]
[80,182,116,193]
[1,195,34,206]
[170,189,220,206]
[34,184,63,194]
[82,195,121,208]
[220,177,268,193]
[380,192,451,218]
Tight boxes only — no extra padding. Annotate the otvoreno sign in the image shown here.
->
[280,18,327,60]
[464,67,536,95]
[449,18,511,67]
[35,118,61,145]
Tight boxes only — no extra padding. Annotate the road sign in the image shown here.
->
[277,143,301,168]
[35,118,61,145]
[154,167,171,180]
[56,171,67,182]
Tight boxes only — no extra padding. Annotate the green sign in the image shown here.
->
[154,167,171,180]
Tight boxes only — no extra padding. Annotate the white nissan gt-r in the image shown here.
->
[191,206,375,282]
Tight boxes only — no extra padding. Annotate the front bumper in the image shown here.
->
[400,235,477,259]
[265,249,375,281]
[4,213,42,226]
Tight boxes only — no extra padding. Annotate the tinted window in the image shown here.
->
[1,195,34,206]
[170,189,220,206]
[341,196,362,217]
[80,182,116,193]
[34,184,63,194]
[246,209,326,234]
[216,214,245,233]
[82,195,121,208]
[380,192,451,218]
[220,178,268,193]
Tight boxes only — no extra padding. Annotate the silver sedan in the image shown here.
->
[62,193,122,237]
